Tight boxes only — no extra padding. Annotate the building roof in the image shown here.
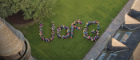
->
[107,38,129,52]
[125,14,140,24]
[131,0,140,11]
[124,0,140,30]
[129,0,140,18]
[130,42,140,60]
[123,14,140,30]
[114,28,140,60]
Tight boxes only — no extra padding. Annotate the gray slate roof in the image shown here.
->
[114,28,140,60]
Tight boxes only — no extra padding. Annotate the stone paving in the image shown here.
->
[83,0,135,60]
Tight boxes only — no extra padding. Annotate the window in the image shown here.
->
[114,33,120,39]
[107,53,117,60]
[97,53,106,60]
[120,32,132,43]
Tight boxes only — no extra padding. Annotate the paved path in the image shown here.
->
[83,0,135,60]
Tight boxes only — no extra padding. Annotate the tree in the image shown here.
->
[0,0,56,20]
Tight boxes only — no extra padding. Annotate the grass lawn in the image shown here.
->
[16,0,128,60]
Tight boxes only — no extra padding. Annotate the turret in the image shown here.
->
[0,17,33,60]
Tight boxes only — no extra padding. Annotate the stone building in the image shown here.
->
[0,17,33,60]
[97,0,140,60]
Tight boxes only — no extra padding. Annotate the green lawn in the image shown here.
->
[17,0,128,60]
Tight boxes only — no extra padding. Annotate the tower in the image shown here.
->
[0,17,33,60]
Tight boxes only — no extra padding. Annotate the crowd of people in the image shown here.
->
[71,19,83,38]
[83,21,100,41]
[57,25,70,39]
[39,22,55,42]
[39,20,100,42]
